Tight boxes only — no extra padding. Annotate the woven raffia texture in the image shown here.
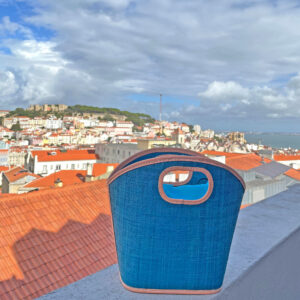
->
[109,157,245,291]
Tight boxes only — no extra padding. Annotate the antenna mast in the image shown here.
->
[159,93,162,122]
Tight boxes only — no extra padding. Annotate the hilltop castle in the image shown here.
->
[27,104,68,112]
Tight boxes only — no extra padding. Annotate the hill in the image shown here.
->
[7,105,156,126]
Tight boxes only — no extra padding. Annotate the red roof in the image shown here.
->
[0,180,116,299]
[274,154,300,161]
[92,163,118,177]
[3,167,40,183]
[285,169,300,181]
[24,170,87,189]
[226,154,271,171]
[31,149,99,162]
[0,166,9,172]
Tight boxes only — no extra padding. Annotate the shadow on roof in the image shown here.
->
[0,213,117,300]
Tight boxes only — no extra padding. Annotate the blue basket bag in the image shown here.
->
[108,148,245,294]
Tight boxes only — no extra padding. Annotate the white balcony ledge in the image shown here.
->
[40,184,300,300]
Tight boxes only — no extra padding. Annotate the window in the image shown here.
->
[83,163,87,169]
[71,164,75,170]
[42,165,48,174]
[56,164,61,170]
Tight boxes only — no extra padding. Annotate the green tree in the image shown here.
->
[11,121,22,131]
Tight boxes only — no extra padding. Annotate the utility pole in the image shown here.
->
[159,94,162,122]
[159,93,163,136]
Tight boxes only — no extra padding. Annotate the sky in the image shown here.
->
[1,0,300,132]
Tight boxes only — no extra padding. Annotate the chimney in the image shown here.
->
[85,163,93,182]
[54,178,63,188]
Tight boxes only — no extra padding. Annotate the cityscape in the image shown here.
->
[1,0,300,299]
[0,103,299,205]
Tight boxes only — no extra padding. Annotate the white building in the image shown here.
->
[193,124,201,134]
[274,154,300,169]
[45,118,63,130]
[25,149,100,176]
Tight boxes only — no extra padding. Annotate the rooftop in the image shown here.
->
[285,168,300,181]
[252,161,291,178]
[274,154,300,161]
[0,180,116,299]
[23,170,87,189]
[226,153,271,171]
[31,149,99,162]
[3,167,40,183]
[40,184,300,300]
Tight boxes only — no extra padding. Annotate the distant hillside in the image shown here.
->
[69,105,155,126]
[7,105,156,126]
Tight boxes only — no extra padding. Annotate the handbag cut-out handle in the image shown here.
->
[158,166,214,205]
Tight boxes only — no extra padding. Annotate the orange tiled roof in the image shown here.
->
[285,169,300,181]
[0,180,116,299]
[31,149,99,162]
[24,170,87,189]
[92,163,118,177]
[226,153,271,171]
[274,154,300,161]
[0,166,9,172]
[3,167,40,183]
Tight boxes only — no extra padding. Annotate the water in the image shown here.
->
[245,133,300,150]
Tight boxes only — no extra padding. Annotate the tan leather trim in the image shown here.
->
[120,275,222,295]
[158,166,213,205]
[107,155,245,189]
[111,148,203,176]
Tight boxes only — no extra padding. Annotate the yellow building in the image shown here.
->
[227,132,246,144]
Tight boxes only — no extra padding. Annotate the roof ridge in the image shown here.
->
[0,179,106,203]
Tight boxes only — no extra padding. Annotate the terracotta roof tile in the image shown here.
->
[226,154,271,171]
[274,154,300,161]
[24,170,87,189]
[31,149,99,162]
[285,169,300,181]
[0,166,9,172]
[0,180,116,299]
[3,167,40,183]
[92,163,118,177]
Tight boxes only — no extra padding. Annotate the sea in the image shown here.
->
[245,133,300,150]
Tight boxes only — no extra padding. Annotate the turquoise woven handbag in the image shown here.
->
[108,148,245,294]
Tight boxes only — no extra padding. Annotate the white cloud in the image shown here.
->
[199,81,249,101]
[1,0,300,130]
[0,16,32,38]
[0,71,18,98]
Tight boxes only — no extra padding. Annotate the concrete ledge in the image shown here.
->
[40,184,300,300]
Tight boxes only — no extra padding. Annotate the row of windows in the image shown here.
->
[105,148,131,157]
[42,163,88,173]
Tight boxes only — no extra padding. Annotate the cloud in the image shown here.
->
[199,81,249,101]
[0,0,300,131]
[0,16,32,38]
[169,74,300,130]
[0,70,18,98]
